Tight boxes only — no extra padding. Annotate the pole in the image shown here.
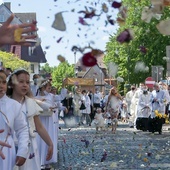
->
[74,50,77,77]
[100,69,102,92]
[127,55,130,84]
[156,66,158,82]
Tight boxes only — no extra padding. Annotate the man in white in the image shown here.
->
[125,85,136,120]
[131,83,145,128]
[148,83,166,134]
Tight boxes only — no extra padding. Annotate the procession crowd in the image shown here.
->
[56,81,170,136]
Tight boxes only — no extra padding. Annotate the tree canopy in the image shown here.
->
[0,51,30,70]
[105,0,170,86]
[51,61,74,91]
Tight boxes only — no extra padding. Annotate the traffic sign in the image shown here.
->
[145,77,155,88]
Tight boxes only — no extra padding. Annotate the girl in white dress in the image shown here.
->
[35,79,58,169]
[93,108,105,132]
[6,69,53,170]
[0,70,29,170]
[106,87,122,133]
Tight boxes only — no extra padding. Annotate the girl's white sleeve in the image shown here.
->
[14,103,29,159]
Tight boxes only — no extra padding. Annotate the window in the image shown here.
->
[0,15,4,22]
[28,46,35,56]
[30,64,34,73]
[12,46,16,53]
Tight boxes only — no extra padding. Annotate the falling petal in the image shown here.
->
[116,29,134,43]
[117,17,125,26]
[146,152,152,157]
[102,3,109,13]
[63,137,66,143]
[57,55,65,62]
[81,52,97,67]
[107,15,115,25]
[108,62,118,77]
[112,1,122,8]
[134,61,146,72]
[45,46,50,49]
[57,37,63,43]
[110,162,117,168]
[52,12,66,31]
[141,6,154,23]
[79,17,89,26]
[164,0,170,6]
[155,154,161,160]
[119,160,124,163]
[143,158,148,162]
[156,19,170,35]
[139,46,147,54]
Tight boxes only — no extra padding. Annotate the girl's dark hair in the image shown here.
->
[6,69,30,96]
[0,70,7,77]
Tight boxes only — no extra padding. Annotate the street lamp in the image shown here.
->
[72,47,78,77]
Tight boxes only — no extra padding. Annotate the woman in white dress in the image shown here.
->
[0,70,29,170]
[7,69,53,170]
[106,87,122,133]
[35,79,58,169]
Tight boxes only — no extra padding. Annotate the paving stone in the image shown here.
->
[52,120,170,170]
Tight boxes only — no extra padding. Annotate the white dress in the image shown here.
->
[16,97,42,170]
[0,95,29,170]
[108,95,121,116]
[94,113,105,128]
[35,93,58,165]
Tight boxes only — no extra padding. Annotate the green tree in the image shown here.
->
[52,62,74,91]
[105,0,170,87]
[0,51,30,70]
[41,63,53,74]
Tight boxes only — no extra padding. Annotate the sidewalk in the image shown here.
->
[53,120,170,170]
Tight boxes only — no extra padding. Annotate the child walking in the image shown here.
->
[94,108,105,132]
[7,69,53,170]
[0,70,29,170]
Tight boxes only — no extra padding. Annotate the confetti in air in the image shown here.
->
[52,12,66,31]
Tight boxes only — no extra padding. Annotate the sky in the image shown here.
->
[2,0,120,67]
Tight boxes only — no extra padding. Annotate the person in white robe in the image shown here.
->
[136,86,151,131]
[7,69,53,170]
[131,83,144,128]
[125,85,136,117]
[148,83,166,134]
[34,79,58,169]
[72,87,82,125]
[0,70,29,170]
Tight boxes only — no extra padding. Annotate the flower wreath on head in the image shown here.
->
[39,79,50,89]
[7,68,29,87]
